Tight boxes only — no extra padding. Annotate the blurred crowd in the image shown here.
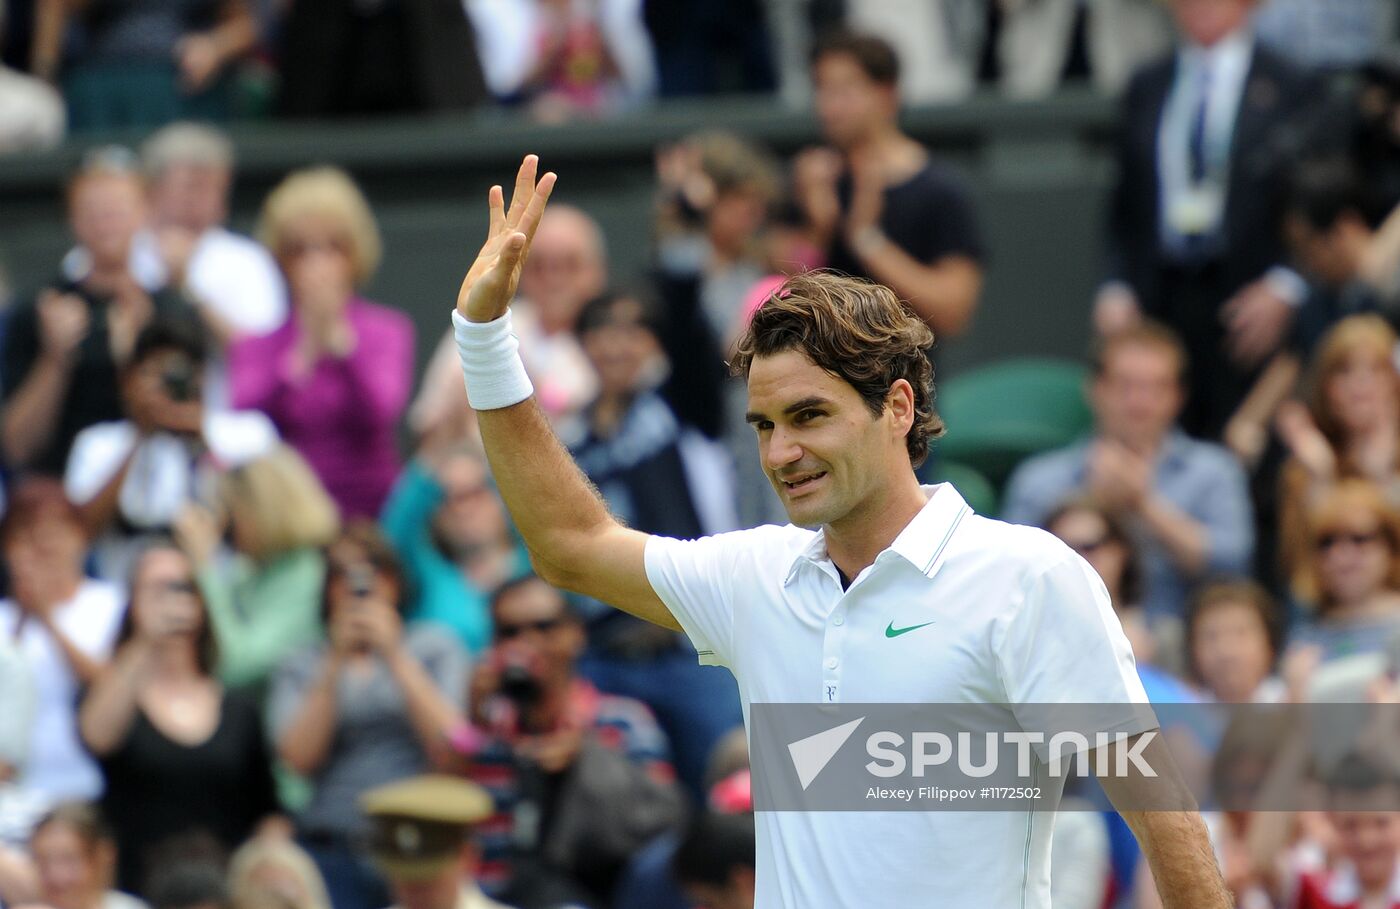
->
[3,1,1400,908]
[2,0,1400,149]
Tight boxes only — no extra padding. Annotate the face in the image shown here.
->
[431,456,507,556]
[1325,349,1398,435]
[325,541,399,620]
[150,164,230,233]
[389,860,462,909]
[1092,343,1183,446]
[3,507,86,591]
[31,824,107,909]
[123,347,203,411]
[1192,601,1273,701]
[708,187,768,257]
[1048,509,1129,605]
[519,211,606,333]
[745,349,904,530]
[132,548,205,639]
[1286,215,1355,288]
[579,300,661,396]
[493,579,582,685]
[1170,0,1255,47]
[278,216,356,303]
[813,54,894,149]
[1314,515,1393,608]
[69,174,148,268]
[1329,802,1400,889]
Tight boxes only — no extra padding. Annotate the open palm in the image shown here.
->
[457,154,558,323]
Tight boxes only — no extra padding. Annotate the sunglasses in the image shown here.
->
[495,616,565,640]
[1316,529,1385,552]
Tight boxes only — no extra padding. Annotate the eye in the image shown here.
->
[795,409,825,424]
[752,420,773,433]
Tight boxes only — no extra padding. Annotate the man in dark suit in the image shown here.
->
[1095,0,1319,439]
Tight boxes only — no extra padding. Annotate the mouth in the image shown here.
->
[779,471,827,495]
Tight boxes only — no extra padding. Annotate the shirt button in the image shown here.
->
[833,615,845,626]
[825,657,839,670]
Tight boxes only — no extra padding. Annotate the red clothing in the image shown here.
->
[229,298,414,518]
[1294,863,1400,909]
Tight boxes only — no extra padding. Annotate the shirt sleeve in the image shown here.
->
[994,548,1154,755]
[643,531,747,668]
[64,423,135,505]
[1192,447,1255,575]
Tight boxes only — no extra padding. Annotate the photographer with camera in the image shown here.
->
[79,541,281,894]
[269,523,468,909]
[63,317,279,584]
[453,575,682,909]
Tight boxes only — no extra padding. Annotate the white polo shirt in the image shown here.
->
[644,484,1150,909]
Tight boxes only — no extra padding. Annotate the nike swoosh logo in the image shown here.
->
[885,620,935,638]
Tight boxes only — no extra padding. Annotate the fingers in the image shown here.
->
[519,171,557,243]
[488,185,505,238]
[506,155,539,227]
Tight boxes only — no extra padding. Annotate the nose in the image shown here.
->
[764,426,803,471]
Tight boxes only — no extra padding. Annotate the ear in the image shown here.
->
[886,379,916,437]
[732,866,757,896]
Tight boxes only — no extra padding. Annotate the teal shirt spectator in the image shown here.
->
[380,460,530,653]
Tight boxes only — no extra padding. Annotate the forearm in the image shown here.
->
[75,447,139,539]
[1136,495,1209,576]
[386,649,462,768]
[204,0,257,67]
[277,657,341,774]
[78,644,148,755]
[477,400,617,586]
[30,0,67,78]
[1124,810,1231,909]
[2,358,72,466]
[851,242,981,338]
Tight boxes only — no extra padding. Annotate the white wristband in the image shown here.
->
[452,308,534,410]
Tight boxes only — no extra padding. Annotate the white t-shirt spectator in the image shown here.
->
[64,410,279,582]
[0,66,64,153]
[0,580,125,803]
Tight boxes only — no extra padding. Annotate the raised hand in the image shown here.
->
[457,155,557,324]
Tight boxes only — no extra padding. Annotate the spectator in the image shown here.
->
[1,149,187,475]
[143,855,229,909]
[567,289,742,795]
[27,804,148,909]
[231,167,414,520]
[456,575,683,906]
[173,445,339,694]
[380,451,529,656]
[277,0,487,117]
[359,776,512,909]
[0,0,63,152]
[63,317,278,584]
[411,205,603,441]
[1003,322,1255,627]
[466,0,656,120]
[1276,316,1400,588]
[0,480,124,828]
[841,0,983,104]
[996,0,1173,99]
[0,632,33,842]
[1042,495,1203,700]
[1096,0,1319,438]
[227,839,331,909]
[78,542,280,894]
[269,523,466,909]
[792,31,984,338]
[135,124,287,403]
[641,0,774,98]
[1287,479,1400,665]
[31,0,255,131]
[1185,580,1286,703]
[671,810,754,909]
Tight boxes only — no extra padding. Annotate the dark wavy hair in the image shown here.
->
[728,271,943,467]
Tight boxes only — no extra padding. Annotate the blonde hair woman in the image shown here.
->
[228,837,331,909]
[1276,314,1400,587]
[229,167,414,519]
[174,445,340,693]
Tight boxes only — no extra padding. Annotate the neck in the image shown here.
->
[847,126,914,167]
[149,640,201,680]
[590,392,633,436]
[85,258,129,292]
[1107,428,1168,458]
[824,469,928,580]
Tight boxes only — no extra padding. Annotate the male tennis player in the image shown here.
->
[452,156,1229,909]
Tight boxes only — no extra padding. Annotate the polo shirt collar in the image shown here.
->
[783,483,972,586]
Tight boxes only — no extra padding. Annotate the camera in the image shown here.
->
[161,358,198,402]
[498,651,544,707]
[345,564,376,600]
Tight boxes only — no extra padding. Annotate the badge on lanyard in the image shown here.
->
[1167,182,1225,237]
